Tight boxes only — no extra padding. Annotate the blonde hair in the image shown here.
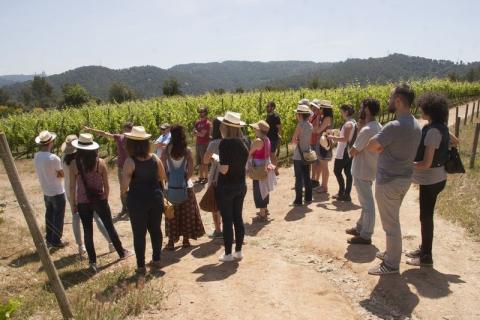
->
[220,123,243,139]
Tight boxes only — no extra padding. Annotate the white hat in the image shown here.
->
[249,120,270,133]
[294,105,312,114]
[319,134,331,150]
[61,134,78,154]
[35,130,57,145]
[124,126,152,140]
[217,111,246,128]
[319,100,333,109]
[298,98,310,105]
[71,133,99,150]
[310,101,320,109]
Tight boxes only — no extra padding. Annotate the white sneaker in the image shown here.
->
[232,251,243,260]
[78,245,87,256]
[108,243,116,253]
[218,254,235,262]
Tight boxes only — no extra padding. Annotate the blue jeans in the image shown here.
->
[293,160,312,204]
[354,178,375,240]
[216,183,247,255]
[44,193,66,245]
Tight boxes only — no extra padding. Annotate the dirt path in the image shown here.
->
[2,102,480,319]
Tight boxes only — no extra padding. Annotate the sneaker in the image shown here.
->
[375,251,386,261]
[406,254,433,267]
[88,263,98,273]
[208,231,223,239]
[232,251,243,260]
[78,245,87,256]
[120,249,134,260]
[405,247,422,258]
[218,254,235,262]
[108,243,116,253]
[345,227,360,236]
[347,236,372,245]
[368,262,399,275]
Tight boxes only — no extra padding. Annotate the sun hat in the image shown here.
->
[35,130,57,145]
[160,123,170,130]
[298,98,310,106]
[319,133,331,150]
[61,134,78,154]
[250,120,270,133]
[71,133,99,150]
[123,126,152,140]
[319,100,333,109]
[217,111,246,128]
[198,106,208,114]
[294,104,312,114]
[310,101,320,109]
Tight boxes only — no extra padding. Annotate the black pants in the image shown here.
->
[293,160,312,204]
[127,195,163,268]
[253,180,269,208]
[217,183,247,255]
[333,149,352,196]
[419,180,446,256]
[78,199,124,264]
[44,193,66,245]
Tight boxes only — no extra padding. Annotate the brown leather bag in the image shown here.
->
[199,184,218,212]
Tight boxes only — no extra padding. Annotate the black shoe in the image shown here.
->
[311,180,320,188]
[48,241,69,249]
[347,235,372,245]
[345,227,360,236]
[337,194,352,202]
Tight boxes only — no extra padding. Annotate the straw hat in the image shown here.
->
[159,123,170,130]
[319,134,331,150]
[294,104,312,114]
[71,133,99,150]
[298,98,310,105]
[319,100,333,109]
[217,111,246,128]
[310,101,320,109]
[250,120,270,133]
[61,134,78,154]
[124,126,152,140]
[35,130,57,145]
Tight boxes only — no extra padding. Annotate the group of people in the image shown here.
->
[32,83,457,276]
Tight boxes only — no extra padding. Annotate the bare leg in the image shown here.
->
[320,160,329,191]
[212,211,222,233]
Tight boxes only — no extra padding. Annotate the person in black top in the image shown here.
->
[216,112,249,262]
[265,101,282,175]
[121,126,167,275]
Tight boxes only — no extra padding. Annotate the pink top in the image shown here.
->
[76,160,106,204]
[252,137,271,160]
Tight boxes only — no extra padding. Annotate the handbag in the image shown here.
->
[247,138,269,180]
[199,184,218,212]
[445,147,465,174]
[163,197,175,220]
[297,145,317,165]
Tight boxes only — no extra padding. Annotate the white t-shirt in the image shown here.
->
[351,121,383,181]
[155,133,171,158]
[335,119,356,159]
[34,151,65,196]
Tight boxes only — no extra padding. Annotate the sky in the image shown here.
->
[0,0,479,75]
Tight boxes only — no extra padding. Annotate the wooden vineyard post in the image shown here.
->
[477,100,480,118]
[455,106,459,121]
[470,123,480,169]
[0,133,74,319]
[472,101,476,123]
[464,103,469,125]
[455,116,460,138]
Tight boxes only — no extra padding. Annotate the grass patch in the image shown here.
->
[438,121,480,238]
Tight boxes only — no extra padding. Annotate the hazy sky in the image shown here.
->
[0,0,478,75]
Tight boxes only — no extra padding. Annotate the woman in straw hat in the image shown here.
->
[121,126,167,274]
[249,120,277,221]
[291,104,314,206]
[314,100,334,194]
[61,135,114,257]
[161,125,205,251]
[216,112,249,262]
[70,133,133,273]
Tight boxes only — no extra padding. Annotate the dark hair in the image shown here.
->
[322,108,334,119]
[76,149,98,173]
[362,98,381,116]
[126,139,151,158]
[211,118,222,140]
[417,92,449,124]
[63,152,76,165]
[123,122,134,131]
[340,104,355,116]
[267,101,276,108]
[169,125,187,159]
[393,84,415,107]
[299,113,310,120]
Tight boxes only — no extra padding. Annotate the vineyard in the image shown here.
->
[1,79,480,159]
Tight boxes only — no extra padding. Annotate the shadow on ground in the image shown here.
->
[284,206,313,222]
[193,262,239,282]
[344,244,379,263]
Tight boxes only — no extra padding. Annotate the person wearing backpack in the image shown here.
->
[161,125,205,251]
[69,133,133,273]
[328,104,357,202]
[407,93,459,267]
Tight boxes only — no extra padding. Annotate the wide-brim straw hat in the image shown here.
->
[124,126,152,140]
[298,98,310,105]
[159,123,171,130]
[319,134,331,150]
[250,120,270,133]
[71,133,99,150]
[35,130,57,145]
[217,111,246,128]
[294,104,312,114]
[61,134,78,154]
[310,101,320,109]
[319,100,333,109]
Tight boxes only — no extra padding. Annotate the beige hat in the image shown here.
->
[61,134,78,154]
[217,111,246,127]
[250,120,270,133]
[124,126,152,140]
[298,98,310,106]
[35,130,57,145]
[71,133,99,150]
[159,123,170,130]
[310,101,320,109]
[319,100,333,109]
[294,104,312,114]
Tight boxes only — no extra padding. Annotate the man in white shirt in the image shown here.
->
[346,99,382,245]
[34,130,68,248]
[154,123,171,158]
